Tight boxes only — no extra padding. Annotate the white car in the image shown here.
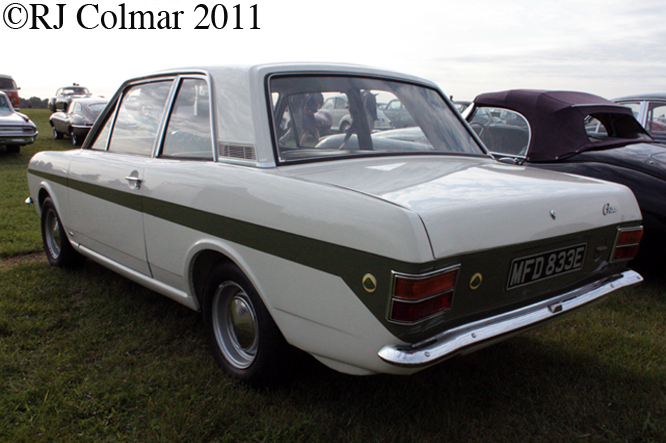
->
[0,91,38,153]
[27,64,643,385]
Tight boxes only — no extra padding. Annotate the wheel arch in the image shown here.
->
[186,240,267,313]
[36,183,60,218]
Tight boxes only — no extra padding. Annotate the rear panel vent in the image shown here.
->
[218,143,257,161]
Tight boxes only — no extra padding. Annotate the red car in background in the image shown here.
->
[0,74,21,110]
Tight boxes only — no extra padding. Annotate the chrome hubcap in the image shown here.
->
[45,209,62,258]
[212,281,259,369]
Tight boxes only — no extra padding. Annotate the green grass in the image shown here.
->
[0,109,74,257]
[1,111,665,442]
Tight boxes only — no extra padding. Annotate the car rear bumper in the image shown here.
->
[378,269,642,367]
[0,134,37,145]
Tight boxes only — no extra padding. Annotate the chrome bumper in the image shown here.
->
[378,270,642,367]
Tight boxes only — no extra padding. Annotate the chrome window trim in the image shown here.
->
[156,73,215,161]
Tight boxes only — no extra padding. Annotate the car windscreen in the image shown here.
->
[0,94,11,110]
[269,75,484,163]
[0,78,17,90]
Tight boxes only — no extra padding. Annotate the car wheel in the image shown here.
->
[52,126,63,140]
[41,197,82,268]
[202,261,292,385]
[6,144,20,153]
[340,121,351,134]
[71,130,79,146]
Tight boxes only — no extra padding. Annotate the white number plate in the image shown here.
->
[507,244,587,289]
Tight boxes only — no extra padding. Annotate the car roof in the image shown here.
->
[473,89,652,161]
[614,93,666,102]
[72,97,108,105]
[110,63,440,166]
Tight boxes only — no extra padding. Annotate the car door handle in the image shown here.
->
[125,176,143,189]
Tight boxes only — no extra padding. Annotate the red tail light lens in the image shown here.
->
[612,226,643,262]
[391,293,453,323]
[394,270,457,300]
[389,267,459,323]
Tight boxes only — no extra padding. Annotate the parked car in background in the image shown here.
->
[50,97,109,145]
[614,93,666,143]
[0,91,37,153]
[0,74,21,110]
[464,89,666,258]
[48,84,92,112]
[321,93,392,133]
[382,98,416,128]
[28,65,643,385]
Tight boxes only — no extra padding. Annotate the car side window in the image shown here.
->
[89,115,113,151]
[646,102,666,138]
[106,81,173,156]
[161,78,213,159]
[620,101,641,118]
[469,107,530,156]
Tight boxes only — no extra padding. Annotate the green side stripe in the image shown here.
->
[29,167,406,292]
[29,167,450,340]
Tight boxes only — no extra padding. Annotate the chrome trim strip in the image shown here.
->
[378,270,642,367]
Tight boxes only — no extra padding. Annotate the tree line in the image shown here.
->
[19,97,49,109]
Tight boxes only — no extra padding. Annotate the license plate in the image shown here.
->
[507,244,587,289]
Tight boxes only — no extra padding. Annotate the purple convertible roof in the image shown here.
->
[473,90,653,162]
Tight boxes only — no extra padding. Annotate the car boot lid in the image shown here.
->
[280,156,642,259]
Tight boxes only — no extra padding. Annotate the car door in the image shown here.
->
[383,99,402,127]
[141,77,214,291]
[67,79,174,276]
[645,100,666,143]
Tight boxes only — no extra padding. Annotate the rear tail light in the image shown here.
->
[612,226,643,262]
[389,266,459,323]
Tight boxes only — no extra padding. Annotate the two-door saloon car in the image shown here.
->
[27,64,644,385]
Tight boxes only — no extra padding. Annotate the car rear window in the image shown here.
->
[585,113,653,142]
[269,75,484,163]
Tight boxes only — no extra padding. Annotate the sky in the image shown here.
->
[3,0,665,101]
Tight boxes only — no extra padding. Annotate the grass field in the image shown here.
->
[1,109,665,442]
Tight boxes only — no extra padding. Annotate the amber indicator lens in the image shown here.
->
[394,269,458,301]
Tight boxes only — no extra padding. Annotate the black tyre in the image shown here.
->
[202,262,292,386]
[6,144,20,153]
[71,130,80,146]
[340,121,351,134]
[53,125,63,140]
[41,197,83,268]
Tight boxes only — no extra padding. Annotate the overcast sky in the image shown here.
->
[4,0,665,101]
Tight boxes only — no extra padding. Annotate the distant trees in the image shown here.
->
[19,97,48,109]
